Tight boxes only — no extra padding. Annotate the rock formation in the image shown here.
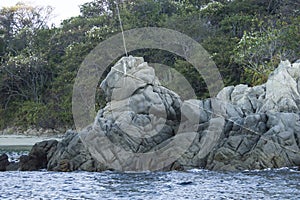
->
[3,58,300,172]
[203,60,300,170]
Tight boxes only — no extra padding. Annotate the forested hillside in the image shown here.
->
[0,0,299,130]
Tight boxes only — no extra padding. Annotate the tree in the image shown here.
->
[233,17,300,85]
[0,2,53,34]
[0,2,53,57]
[0,53,52,106]
[79,0,119,18]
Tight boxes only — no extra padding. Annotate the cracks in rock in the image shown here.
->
[235,138,244,152]
[248,96,256,113]
[294,131,300,148]
[223,119,233,138]
[131,83,154,97]
[284,150,295,166]
[245,135,262,154]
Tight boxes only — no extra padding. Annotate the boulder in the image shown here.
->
[100,56,160,101]
[19,140,58,171]
[79,56,185,171]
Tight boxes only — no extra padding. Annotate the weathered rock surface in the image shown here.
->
[198,60,300,170]
[47,131,106,172]
[5,58,300,172]
[78,56,187,171]
[217,60,300,114]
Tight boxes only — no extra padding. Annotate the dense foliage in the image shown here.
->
[0,0,299,130]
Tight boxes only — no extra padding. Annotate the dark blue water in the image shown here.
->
[0,168,299,200]
[0,149,299,199]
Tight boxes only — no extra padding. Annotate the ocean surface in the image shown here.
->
[0,149,299,199]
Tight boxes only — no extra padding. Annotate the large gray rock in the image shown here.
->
[217,60,300,114]
[262,61,300,112]
[25,58,300,172]
[199,60,300,170]
[80,57,184,171]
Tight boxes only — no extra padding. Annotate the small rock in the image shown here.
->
[19,140,58,171]
[0,154,10,171]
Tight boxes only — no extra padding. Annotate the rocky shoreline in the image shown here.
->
[0,127,65,137]
[1,57,300,172]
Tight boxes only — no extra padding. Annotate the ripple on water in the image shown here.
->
[0,168,299,199]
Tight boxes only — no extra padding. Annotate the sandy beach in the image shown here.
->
[0,135,61,147]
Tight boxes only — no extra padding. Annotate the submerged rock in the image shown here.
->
[11,58,300,172]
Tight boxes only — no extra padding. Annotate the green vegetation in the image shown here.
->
[0,0,299,130]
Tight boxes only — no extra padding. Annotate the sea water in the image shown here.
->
[0,151,299,199]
